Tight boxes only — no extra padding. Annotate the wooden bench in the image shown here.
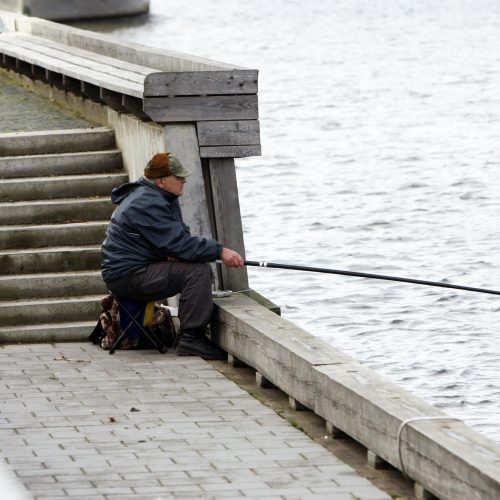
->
[0,26,261,157]
[0,31,149,97]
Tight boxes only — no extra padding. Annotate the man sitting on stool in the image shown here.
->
[101,152,243,360]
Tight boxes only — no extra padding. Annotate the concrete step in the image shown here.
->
[0,173,128,201]
[0,198,115,225]
[0,150,123,178]
[0,271,107,300]
[0,127,120,344]
[0,321,96,343]
[0,127,116,156]
[0,221,108,249]
[0,246,101,274]
[0,295,102,326]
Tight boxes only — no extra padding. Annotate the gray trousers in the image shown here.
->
[106,261,213,331]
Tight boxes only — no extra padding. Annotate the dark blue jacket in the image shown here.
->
[101,177,222,282]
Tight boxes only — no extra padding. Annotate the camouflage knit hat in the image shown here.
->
[144,153,192,178]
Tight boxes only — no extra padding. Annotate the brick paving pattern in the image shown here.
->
[0,343,391,499]
[0,72,90,133]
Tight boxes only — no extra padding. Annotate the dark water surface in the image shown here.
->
[75,0,500,441]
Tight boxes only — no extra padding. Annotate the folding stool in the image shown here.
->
[109,294,168,355]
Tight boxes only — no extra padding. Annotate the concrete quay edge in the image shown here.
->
[213,293,500,500]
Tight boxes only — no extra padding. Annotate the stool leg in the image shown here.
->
[114,305,168,354]
[125,309,167,353]
[109,323,134,354]
[109,308,142,355]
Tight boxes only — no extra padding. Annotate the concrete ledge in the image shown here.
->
[0,150,121,178]
[0,245,102,273]
[0,198,114,225]
[0,172,127,201]
[0,320,95,343]
[213,294,500,500]
[0,127,115,156]
[0,295,102,325]
[239,288,281,315]
[0,270,107,299]
[214,293,353,410]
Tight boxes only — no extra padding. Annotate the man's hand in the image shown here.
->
[220,247,244,268]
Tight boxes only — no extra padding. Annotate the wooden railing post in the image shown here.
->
[208,157,248,292]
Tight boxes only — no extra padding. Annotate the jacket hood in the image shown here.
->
[110,177,175,205]
[111,180,142,205]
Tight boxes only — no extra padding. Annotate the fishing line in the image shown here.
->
[244,260,500,296]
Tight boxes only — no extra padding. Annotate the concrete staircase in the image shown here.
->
[0,128,127,343]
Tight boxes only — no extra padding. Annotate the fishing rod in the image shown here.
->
[244,260,500,296]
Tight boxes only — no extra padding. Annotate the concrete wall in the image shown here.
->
[106,110,165,180]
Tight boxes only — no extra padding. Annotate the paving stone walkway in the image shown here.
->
[0,343,391,500]
[0,72,90,133]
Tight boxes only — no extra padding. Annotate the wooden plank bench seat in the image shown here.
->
[0,31,153,97]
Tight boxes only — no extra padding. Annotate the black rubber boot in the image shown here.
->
[176,328,227,360]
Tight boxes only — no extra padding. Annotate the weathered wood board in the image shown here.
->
[144,70,258,96]
[143,95,258,122]
[200,145,261,158]
[5,33,153,80]
[0,34,145,97]
[208,158,248,291]
[197,120,260,146]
